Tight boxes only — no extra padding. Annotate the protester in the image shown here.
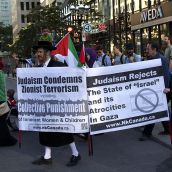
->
[74,38,82,55]
[31,41,81,166]
[112,44,127,65]
[139,42,170,141]
[163,35,172,71]
[39,28,52,43]
[125,43,142,63]
[6,89,18,130]
[142,47,149,61]
[96,47,111,66]
[85,47,97,68]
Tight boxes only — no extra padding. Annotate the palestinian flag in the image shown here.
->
[79,43,85,64]
[51,33,80,67]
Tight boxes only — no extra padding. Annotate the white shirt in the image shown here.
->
[39,57,51,67]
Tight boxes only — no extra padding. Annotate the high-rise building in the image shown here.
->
[11,0,40,41]
[0,0,12,26]
[41,0,65,6]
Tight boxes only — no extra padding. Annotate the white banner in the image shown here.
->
[86,59,169,135]
[17,67,89,133]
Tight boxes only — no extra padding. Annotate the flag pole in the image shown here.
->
[18,130,21,148]
[87,112,93,156]
[88,132,93,156]
[169,99,172,144]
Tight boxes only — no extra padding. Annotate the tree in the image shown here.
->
[0,23,13,52]
[11,5,67,58]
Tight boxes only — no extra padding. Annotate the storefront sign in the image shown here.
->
[89,23,107,34]
[131,1,172,30]
[98,23,107,31]
[90,28,107,34]
[140,6,163,23]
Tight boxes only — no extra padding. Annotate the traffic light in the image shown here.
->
[67,26,73,32]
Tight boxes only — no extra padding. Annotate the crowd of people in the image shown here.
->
[84,35,172,141]
[0,28,172,167]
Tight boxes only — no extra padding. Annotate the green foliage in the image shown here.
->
[0,24,13,52]
[11,5,67,58]
[0,71,6,101]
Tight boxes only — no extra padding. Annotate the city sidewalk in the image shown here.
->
[151,123,172,148]
[151,101,172,149]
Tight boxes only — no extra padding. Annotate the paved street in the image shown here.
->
[0,128,172,172]
[2,77,172,172]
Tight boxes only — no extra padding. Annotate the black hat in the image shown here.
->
[32,41,56,51]
[125,43,134,50]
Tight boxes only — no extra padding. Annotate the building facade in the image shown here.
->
[41,0,65,6]
[11,0,40,41]
[131,0,172,54]
[0,0,12,26]
[61,0,172,54]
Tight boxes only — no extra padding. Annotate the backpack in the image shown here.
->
[102,54,112,66]
[120,54,125,64]
[102,54,106,66]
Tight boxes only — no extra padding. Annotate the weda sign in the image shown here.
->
[140,6,163,23]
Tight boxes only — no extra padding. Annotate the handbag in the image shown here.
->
[0,102,10,116]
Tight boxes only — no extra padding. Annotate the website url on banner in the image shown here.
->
[30,124,71,131]
[106,115,155,129]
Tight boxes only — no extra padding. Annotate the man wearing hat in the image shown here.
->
[31,41,81,166]
[125,43,142,63]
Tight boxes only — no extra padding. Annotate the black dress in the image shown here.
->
[0,102,17,146]
[38,58,74,147]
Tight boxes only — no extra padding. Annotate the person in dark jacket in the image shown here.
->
[0,101,17,146]
[31,41,81,166]
[139,42,170,141]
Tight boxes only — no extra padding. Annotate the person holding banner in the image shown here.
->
[139,42,170,141]
[125,43,142,63]
[96,47,112,67]
[31,41,81,166]
[112,44,127,65]
[0,71,17,146]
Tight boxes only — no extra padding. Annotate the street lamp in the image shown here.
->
[69,1,90,40]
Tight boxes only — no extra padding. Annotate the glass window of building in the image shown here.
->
[142,28,149,49]
[151,26,159,42]
[26,2,29,10]
[21,15,25,23]
[160,24,167,36]
[27,16,31,23]
[31,2,35,9]
[20,2,24,10]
